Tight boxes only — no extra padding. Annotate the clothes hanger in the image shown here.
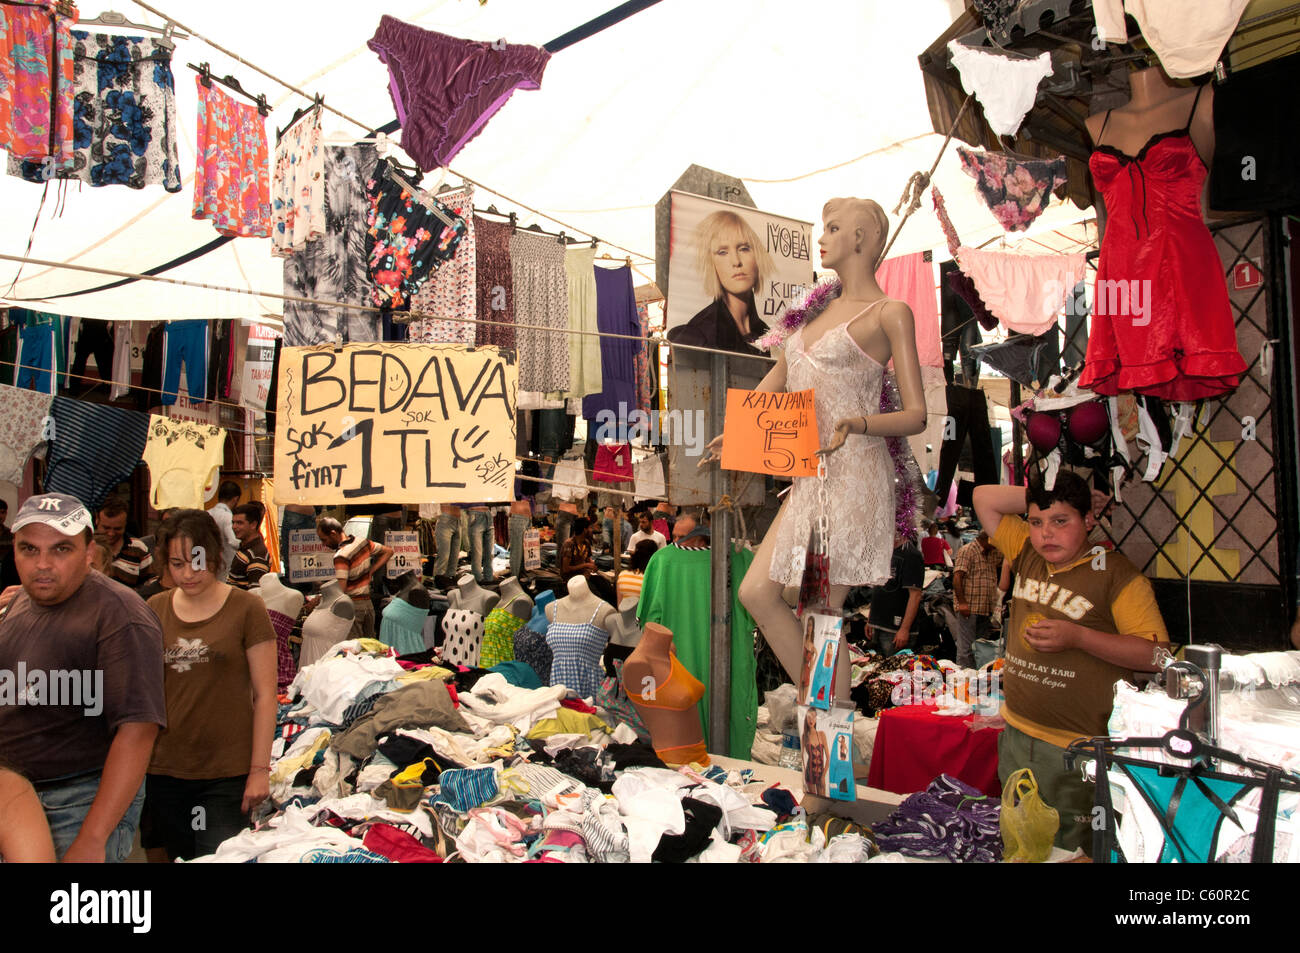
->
[189,62,270,116]
[78,9,188,48]
[276,94,323,145]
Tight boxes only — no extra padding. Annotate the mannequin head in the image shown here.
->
[566,575,593,601]
[818,198,888,272]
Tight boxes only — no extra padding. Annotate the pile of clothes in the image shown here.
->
[871,774,1002,863]
[192,639,876,863]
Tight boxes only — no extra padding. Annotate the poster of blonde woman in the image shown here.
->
[665,192,813,357]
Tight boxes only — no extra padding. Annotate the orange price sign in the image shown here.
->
[720,388,821,477]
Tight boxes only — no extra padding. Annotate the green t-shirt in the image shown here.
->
[636,544,757,758]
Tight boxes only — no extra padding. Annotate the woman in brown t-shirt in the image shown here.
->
[141,509,277,862]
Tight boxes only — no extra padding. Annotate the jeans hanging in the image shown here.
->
[940,260,985,386]
[1063,279,1089,370]
[936,384,999,507]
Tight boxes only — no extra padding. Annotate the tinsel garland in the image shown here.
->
[755,277,922,542]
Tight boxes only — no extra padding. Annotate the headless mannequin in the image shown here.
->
[496,576,532,616]
[1084,66,1214,163]
[546,575,616,631]
[393,571,430,610]
[606,596,643,648]
[300,580,356,667]
[504,594,532,621]
[447,573,498,615]
[622,622,708,765]
[1085,66,1215,232]
[255,572,305,619]
[707,198,926,704]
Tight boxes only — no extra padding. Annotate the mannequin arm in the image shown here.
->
[754,351,788,394]
[700,353,786,468]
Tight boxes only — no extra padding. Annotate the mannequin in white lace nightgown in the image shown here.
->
[702,198,926,704]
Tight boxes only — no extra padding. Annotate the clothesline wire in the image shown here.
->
[507,467,663,504]
[0,252,777,363]
[129,0,657,269]
[130,0,378,136]
[2,365,278,445]
[452,173,655,264]
[4,360,257,420]
[4,254,1085,405]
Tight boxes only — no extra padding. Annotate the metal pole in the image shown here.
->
[1009,380,1023,486]
[709,351,732,755]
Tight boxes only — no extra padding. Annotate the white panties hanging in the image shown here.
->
[947,41,1053,138]
[1092,0,1251,79]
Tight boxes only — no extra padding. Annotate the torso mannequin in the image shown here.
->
[504,594,532,621]
[606,596,643,648]
[496,576,532,615]
[706,198,925,706]
[256,572,306,688]
[510,500,532,517]
[446,573,498,615]
[382,570,430,656]
[544,576,614,697]
[393,571,430,609]
[622,622,708,766]
[300,580,356,668]
[545,575,615,630]
[1079,66,1243,402]
[255,572,305,619]
[1084,67,1213,167]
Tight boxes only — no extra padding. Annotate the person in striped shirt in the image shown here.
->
[96,500,153,590]
[616,539,659,605]
[228,503,271,590]
[317,517,392,639]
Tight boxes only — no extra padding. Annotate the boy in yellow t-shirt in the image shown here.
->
[973,471,1169,854]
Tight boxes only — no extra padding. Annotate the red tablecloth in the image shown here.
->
[867,705,1003,797]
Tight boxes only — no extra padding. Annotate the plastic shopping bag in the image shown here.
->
[1000,768,1059,863]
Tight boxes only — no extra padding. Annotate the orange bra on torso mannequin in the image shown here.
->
[634,651,705,712]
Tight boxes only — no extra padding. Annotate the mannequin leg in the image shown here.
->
[738,498,801,677]
[739,501,854,707]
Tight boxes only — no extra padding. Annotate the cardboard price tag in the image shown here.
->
[385,531,422,579]
[288,529,334,584]
[719,388,820,477]
[523,530,541,571]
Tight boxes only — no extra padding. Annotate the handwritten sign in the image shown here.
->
[273,343,518,505]
[523,529,541,571]
[720,388,820,477]
[288,529,334,584]
[386,531,421,579]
